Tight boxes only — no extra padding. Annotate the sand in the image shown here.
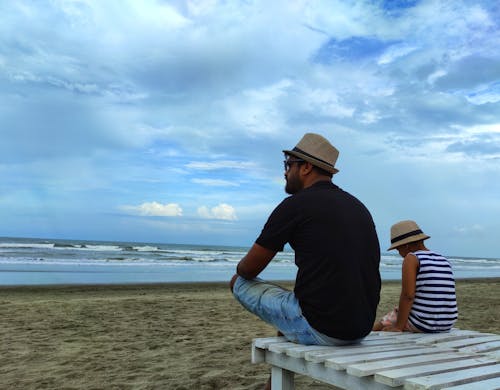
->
[0,278,498,389]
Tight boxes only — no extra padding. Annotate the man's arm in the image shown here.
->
[229,243,277,291]
[237,243,277,279]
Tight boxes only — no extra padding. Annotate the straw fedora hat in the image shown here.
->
[388,220,430,250]
[283,133,339,174]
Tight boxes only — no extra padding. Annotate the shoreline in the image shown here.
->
[0,278,498,389]
[0,275,498,290]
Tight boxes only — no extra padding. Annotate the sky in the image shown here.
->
[1,0,499,258]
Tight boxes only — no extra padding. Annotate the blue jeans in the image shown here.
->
[232,276,360,346]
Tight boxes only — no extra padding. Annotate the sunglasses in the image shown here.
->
[283,158,305,171]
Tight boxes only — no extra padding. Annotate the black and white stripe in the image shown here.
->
[409,251,458,332]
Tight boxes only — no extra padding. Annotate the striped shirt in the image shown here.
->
[408,250,458,333]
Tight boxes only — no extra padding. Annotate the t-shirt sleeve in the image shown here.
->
[255,197,298,252]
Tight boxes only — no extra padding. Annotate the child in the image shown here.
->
[374,220,458,332]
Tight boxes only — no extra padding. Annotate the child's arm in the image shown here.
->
[384,253,419,331]
[396,253,419,329]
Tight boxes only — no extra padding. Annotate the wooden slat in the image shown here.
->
[304,343,417,363]
[268,342,301,353]
[284,344,334,358]
[361,338,420,346]
[368,331,428,339]
[374,358,497,387]
[434,335,500,349]
[324,346,445,370]
[414,330,485,345]
[346,351,477,377]
[375,358,494,386]
[484,349,500,360]
[441,376,500,389]
[459,339,500,353]
[403,363,500,389]
[252,337,287,364]
[253,336,286,348]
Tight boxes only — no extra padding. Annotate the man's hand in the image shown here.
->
[229,274,239,292]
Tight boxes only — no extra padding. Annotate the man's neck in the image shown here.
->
[303,175,331,189]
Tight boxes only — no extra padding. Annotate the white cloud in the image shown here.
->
[223,79,293,135]
[243,79,292,100]
[384,122,500,165]
[455,123,500,136]
[186,161,256,170]
[378,44,417,65]
[427,69,447,85]
[301,88,354,118]
[465,85,500,105]
[121,202,183,217]
[198,203,237,221]
[130,1,190,30]
[69,1,191,35]
[191,178,238,187]
[359,110,382,124]
[453,224,485,236]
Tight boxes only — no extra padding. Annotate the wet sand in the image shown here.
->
[0,278,498,389]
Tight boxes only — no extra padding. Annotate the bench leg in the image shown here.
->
[271,366,295,390]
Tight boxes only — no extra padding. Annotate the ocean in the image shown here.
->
[0,237,499,286]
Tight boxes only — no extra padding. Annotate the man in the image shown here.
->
[230,133,381,348]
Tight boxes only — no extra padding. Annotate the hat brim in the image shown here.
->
[387,234,430,251]
[284,150,339,174]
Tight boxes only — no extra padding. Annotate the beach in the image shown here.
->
[0,279,498,390]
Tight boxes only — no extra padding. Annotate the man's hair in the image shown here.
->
[312,165,333,178]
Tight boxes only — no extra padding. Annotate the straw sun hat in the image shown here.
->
[283,133,339,174]
[388,220,430,250]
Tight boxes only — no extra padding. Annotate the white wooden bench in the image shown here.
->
[251,329,500,389]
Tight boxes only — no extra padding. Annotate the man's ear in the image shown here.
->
[300,162,314,175]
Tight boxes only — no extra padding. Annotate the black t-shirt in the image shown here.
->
[256,181,381,340]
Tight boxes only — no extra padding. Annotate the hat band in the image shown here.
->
[292,147,334,169]
[391,229,423,244]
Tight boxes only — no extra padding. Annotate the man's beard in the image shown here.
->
[285,173,303,194]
